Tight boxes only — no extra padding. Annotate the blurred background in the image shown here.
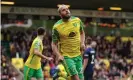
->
[1,0,133,80]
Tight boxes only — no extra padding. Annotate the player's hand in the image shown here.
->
[57,55,64,62]
[47,57,53,61]
[80,43,85,51]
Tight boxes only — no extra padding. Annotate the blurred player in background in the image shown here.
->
[83,39,97,80]
[52,4,85,80]
[24,27,53,80]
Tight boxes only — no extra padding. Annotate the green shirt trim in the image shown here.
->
[52,29,60,42]
[80,20,84,32]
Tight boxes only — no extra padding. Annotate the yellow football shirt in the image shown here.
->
[25,37,43,69]
[52,16,84,58]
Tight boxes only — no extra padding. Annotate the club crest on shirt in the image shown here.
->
[68,32,76,37]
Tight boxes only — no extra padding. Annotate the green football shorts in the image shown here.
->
[64,55,84,80]
[24,65,43,80]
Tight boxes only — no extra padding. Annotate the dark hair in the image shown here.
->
[86,37,92,45]
[37,27,45,35]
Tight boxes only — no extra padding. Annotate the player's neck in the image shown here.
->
[37,36,43,40]
[62,17,71,22]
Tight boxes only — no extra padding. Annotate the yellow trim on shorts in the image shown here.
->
[26,68,30,80]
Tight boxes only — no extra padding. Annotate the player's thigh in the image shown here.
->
[64,57,78,76]
[34,68,44,80]
[24,65,35,80]
[75,56,84,80]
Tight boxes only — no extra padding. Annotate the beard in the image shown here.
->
[62,15,71,20]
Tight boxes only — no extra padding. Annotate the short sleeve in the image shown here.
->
[80,20,84,32]
[33,41,40,49]
[52,28,59,43]
[83,50,90,59]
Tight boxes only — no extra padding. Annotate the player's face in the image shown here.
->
[60,7,71,20]
[44,32,46,36]
[43,32,46,38]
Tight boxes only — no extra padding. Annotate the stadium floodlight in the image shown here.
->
[98,7,104,11]
[110,7,122,10]
[57,4,70,8]
[1,1,14,5]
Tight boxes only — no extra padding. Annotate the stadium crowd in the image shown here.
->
[1,28,133,80]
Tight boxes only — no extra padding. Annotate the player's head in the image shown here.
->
[58,4,71,20]
[85,37,92,45]
[37,27,46,36]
